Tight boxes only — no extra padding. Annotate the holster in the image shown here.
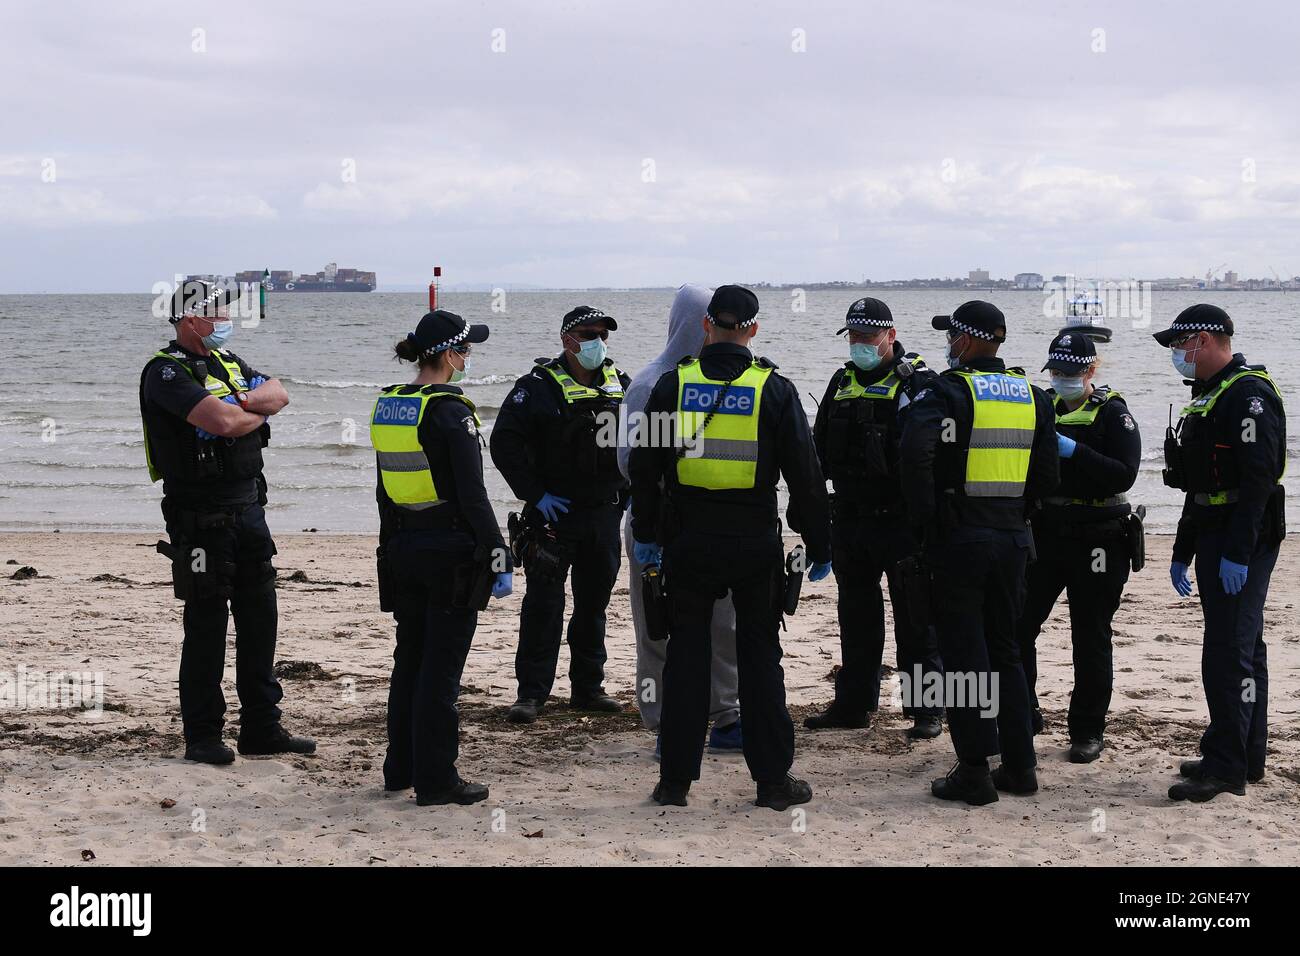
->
[642,565,670,641]
[157,503,238,603]
[376,545,396,612]
[1124,505,1147,573]
[1265,485,1287,547]
[894,554,933,629]
[451,556,494,611]
[782,546,805,617]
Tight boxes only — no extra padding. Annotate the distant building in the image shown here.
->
[968,268,990,284]
[1223,270,1239,285]
[1014,272,1043,289]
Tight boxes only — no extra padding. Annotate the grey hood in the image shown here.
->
[617,283,713,479]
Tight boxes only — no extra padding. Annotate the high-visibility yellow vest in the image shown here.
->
[1175,368,1285,505]
[370,385,479,510]
[952,369,1036,498]
[1044,386,1131,508]
[142,348,253,482]
[832,353,924,403]
[675,358,773,490]
[536,362,625,403]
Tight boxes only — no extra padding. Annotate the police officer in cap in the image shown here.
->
[1016,330,1141,763]
[139,279,314,764]
[1155,304,1286,802]
[899,300,1058,805]
[373,309,513,805]
[491,306,632,722]
[808,297,944,739]
[629,284,832,810]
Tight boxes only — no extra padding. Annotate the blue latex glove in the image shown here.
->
[248,375,266,389]
[491,572,513,599]
[1057,434,1077,458]
[1219,558,1248,595]
[633,540,662,567]
[809,561,833,582]
[535,492,571,523]
[1170,561,1192,597]
[195,426,218,441]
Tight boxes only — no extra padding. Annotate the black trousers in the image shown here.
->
[831,501,943,718]
[660,530,792,784]
[1194,528,1278,786]
[383,544,478,795]
[166,501,283,743]
[927,524,1036,771]
[1016,526,1130,741]
[515,502,622,702]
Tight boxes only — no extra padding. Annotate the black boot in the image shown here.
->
[1180,758,1264,784]
[1068,737,1104,764]
[931,762,998,805]
[991,764,1039,795]
[652,778,690,807]
[1030,709,1045,735]
[755,774,813,811]
[907,715,943,740]
[184,739,235,765]
[237,725,317,756]
[1168,775,1246,802]
[803,705,869,730]
[417,777,489,806]
[571,692,623,713]
[507,698,542,724]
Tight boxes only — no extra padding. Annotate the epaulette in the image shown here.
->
[676,355,695,367]
[755,356,778,370]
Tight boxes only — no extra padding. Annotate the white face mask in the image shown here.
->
[576,337,608,370]
[945,335,966,370]
[1171,345,1199,378]
[1050,373,1087,400]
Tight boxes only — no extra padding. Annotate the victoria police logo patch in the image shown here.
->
[160,364,176,381]
[462,416,478,436]
[1122,413,1136,431]
[512,388,526,404]
[1248,397,1264,416]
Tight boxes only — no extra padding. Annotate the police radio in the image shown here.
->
[1162,403,1185,489]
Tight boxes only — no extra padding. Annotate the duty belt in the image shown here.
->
[1043,493,1129,508]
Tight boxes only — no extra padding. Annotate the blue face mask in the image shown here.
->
[1049,373,1087,400]
[576,337,607,370]
[850,342,884,372]
[201,320,233,350]
[449,349,470,383]
[1171,346,1198,378]
[945,336,966,370]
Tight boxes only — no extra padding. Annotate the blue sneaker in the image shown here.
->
[708,719,743,752]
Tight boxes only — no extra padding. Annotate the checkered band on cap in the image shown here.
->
[1046,350,1092,366]
[948,315,998,341]
[1169,317,1229,335]
[412,320,471,354]
[709,313,758,329]
[562,308,612,335]
[845,313,892,328]
[177,283,231,319]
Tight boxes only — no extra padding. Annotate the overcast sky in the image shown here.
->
[2,0,1297,291]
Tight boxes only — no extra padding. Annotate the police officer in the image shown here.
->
[628,285,832,810]
[807,297,943,739]
[491,306,631,722]
[1155,304,1286,802]
[1016,331,1141,764]
[373,310,513,806]
[139,279,314,764]
[899,301,1059,805]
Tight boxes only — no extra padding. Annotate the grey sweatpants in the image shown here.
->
[623,511,740,731]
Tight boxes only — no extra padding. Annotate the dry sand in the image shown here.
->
[1,530,1297,866]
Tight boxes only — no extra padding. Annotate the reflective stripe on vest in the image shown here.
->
[675,359,773,490]
[954,369,1036,498]
[143,348,251,482]
[369,387,479,510]
[537,362,624,403]
[832,354,924,403]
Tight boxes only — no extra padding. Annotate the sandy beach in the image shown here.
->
[1,530,1297,867]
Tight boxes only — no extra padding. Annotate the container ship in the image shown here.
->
[233,262,376,292]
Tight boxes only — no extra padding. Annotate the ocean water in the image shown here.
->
[1,289,1295,533]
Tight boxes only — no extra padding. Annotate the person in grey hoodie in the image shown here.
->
[617,284,741,753]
